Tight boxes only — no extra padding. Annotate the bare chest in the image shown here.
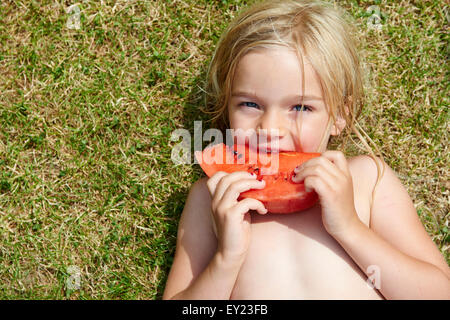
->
[230,198,383,299]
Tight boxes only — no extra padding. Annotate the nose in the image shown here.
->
[256,109,287,142]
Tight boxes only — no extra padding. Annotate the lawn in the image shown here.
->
[0,0,448,299]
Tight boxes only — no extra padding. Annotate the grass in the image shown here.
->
[0,0,448,299]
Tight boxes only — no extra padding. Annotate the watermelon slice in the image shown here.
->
[194,143,320,213]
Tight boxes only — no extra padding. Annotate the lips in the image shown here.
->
[248,144,293,154]
[265,150,294,154]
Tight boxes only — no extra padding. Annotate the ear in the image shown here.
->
[330,116,346,136]
[330,103,350,136]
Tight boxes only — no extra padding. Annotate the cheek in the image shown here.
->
[294,117,331,152]
[228,106,238,128]
[228,108,253,130]
[297,125,319,151]
[228,113,239,129]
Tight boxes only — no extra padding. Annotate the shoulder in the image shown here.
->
[173,176,216,269]
[183,176,212,213]
[162,177,216,299]
[188,177,211,204]
[346,154,415,218]
[347,154,414,205]
[347,154,384,179]
[346,154,386,199]
[179,177,214,234]
[357,157,450,277]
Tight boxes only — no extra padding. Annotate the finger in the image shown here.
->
[293,157,315,173]
[304,175,331,194]
[292,162,336,185]
[294,155,346,183]
[321,150,349,175]
[294,156,333,174]
[214,171,257,202]
[220,178,266,205]
[231,198,268,215]
[206,171,228,197]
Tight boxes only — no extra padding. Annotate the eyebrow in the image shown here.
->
[231,91,323,101]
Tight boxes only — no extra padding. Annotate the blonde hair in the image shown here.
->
[203,0,384,191]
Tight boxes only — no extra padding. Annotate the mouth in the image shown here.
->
[248,144,294,154]
[264,149,293,154]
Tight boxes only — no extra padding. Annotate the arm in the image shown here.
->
[334,158,450,299]
[163,173,266,300]
[293,152,450,299]
[162,178,238,299]
[167,253,245,300]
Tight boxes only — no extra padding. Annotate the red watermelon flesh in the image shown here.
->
[194,143,320,213]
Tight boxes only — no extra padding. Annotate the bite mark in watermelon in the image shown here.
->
[194,143,320,214]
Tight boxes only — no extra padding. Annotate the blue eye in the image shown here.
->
[240,102,259,108]
[293,104,312,112]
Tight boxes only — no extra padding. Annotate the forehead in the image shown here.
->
[232,47,323,100]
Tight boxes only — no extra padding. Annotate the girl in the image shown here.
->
[163,0,450,299]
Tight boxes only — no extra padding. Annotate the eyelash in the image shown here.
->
[239,102,312,112]
[292,104,312,112]
[240,102,259,108]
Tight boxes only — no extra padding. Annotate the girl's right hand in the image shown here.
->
[206,171,267,262]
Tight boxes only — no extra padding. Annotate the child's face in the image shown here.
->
[228,47,335,153]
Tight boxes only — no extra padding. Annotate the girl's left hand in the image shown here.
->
[292,151,360,238]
